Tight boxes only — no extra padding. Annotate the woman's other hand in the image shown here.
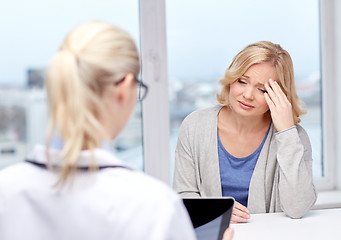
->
[264,78,294,132]
[231,201,250,223]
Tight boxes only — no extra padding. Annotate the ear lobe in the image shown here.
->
[116,83,128,105]
[116,90,125,104]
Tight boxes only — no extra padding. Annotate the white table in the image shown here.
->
[232,208,341,240]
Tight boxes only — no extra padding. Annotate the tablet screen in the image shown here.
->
[183,198,234,240]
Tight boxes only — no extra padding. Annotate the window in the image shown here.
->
[166,0,322,181]
[2,0,338,194]
[0,0,143,170]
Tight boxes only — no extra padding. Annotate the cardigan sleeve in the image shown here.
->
[173,116,201,198]
[275,125,317,218]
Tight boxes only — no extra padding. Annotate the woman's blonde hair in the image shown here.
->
[216,41,305,124]
[45,21,140,185]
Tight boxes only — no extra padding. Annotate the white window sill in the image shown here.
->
[312,190,341,209]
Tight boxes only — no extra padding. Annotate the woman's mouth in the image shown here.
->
[238,101,254,110]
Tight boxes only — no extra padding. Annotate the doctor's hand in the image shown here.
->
[231,201,250,223]
[264,79,294,132]
[222,227,234,240]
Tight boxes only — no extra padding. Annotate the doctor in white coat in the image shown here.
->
[0,21,199,240]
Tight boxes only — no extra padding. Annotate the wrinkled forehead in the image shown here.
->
[242,62,278,84]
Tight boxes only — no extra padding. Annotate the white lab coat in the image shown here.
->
[0,145,196,240]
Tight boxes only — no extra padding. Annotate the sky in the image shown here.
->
[0,0,319,86]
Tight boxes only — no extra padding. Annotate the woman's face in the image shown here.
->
[229,62,278,119]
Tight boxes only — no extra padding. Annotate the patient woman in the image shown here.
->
[173,41,317,223]
[0,21,198,240]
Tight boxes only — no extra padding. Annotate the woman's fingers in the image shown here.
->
[231,209,249,223]
[264,79,294,131]
[231,214,248,223]
[231,201,250,223]
[234,201,249,214]
[264,92,275,112]
[268,79,286,103]
[264,80,280,106]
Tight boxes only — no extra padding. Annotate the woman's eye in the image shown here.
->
[259,88,267,93]
[238,79,246,84]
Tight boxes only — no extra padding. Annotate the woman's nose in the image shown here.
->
[243,87,254,100]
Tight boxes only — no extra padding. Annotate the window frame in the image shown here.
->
[139,0,171,184]
[315,0,337,191]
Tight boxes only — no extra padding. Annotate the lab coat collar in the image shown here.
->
[27,144,128,169]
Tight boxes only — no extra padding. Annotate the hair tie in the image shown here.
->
[60,47,79,65]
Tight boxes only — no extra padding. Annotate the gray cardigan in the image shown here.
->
[173,106,317,218]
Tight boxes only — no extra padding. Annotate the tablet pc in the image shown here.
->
[182,197,234,240]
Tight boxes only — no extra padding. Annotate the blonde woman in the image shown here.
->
[0,21,196,240]
[173,41,317,223]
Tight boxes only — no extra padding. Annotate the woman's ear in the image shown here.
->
[115,73,135,105]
